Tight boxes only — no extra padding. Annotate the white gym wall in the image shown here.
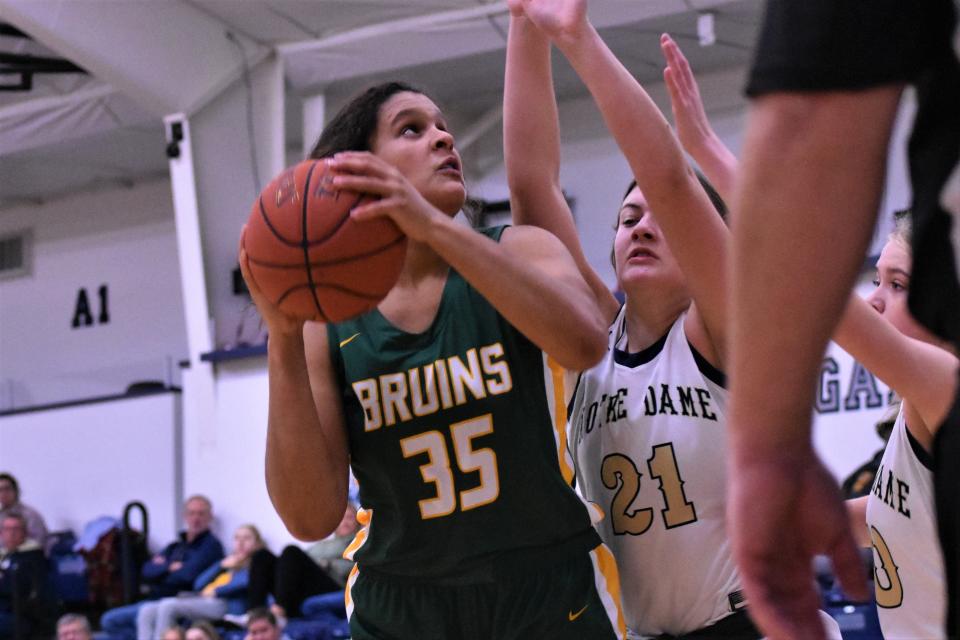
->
[0,391,182,550]
[0,178,187,409]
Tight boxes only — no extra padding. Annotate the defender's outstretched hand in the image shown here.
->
[662,35,715,152]
[514,0,589,43]
[660,33,738,201]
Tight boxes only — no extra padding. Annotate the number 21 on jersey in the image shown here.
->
[400,413,500,519]
[601,442,697,535]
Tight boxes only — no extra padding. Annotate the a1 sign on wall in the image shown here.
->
[72,284,110,328]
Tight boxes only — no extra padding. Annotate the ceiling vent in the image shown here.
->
[0,230,31,280]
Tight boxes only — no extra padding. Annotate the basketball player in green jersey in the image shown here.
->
[239,83,626,639]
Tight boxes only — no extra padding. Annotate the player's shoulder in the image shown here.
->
[499,223,555,241]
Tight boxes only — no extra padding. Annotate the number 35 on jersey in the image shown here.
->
[401,414,500,520]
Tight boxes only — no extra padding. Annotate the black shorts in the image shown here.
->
[746,1,960,345]
[745,0,958,95]
[653,609,762,640]
[346,542,625,640]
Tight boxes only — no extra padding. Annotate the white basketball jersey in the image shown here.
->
[865,407,946,640]
[569,309,742,637]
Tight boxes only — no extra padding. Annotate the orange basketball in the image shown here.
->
[242,159,406,322]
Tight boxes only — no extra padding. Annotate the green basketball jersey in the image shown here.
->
[327,226,597,580]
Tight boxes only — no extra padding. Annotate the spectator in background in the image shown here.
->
[137,524,264,640]
[56,614,92,640]
[100,496,224,639]
[244,608,289,640]
[184,621,220,640]
[0,513,55,639]
[246,503,358,621]
[159,628,184,640]
[0,474,47,551]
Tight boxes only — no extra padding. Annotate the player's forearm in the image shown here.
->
[836,295,958,431]
[846,497,871,548]
[425,217,606,370]
[265,331,348,540]
[553,23,689,198]
[684,133,738,205]
[504,16,563,210]
[727,188,852,461]
[728,92,899,461]
[727,363,823,462]
[503,15,618,321]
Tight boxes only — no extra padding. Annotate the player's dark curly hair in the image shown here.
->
[308,81,479,225]
[309,82,423,159]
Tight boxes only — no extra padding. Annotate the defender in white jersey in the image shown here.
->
[616,29,957,638]
[836,212,957,640]
[502,2,759,637]
[502,6,846,635]
[569,308,742,635]
[865,407,945,639]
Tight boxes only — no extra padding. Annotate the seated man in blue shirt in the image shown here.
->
[100,495,224,638]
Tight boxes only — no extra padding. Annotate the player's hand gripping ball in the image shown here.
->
[242,159,407,322]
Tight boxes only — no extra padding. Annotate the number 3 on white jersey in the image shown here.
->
[871,525,904,608]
